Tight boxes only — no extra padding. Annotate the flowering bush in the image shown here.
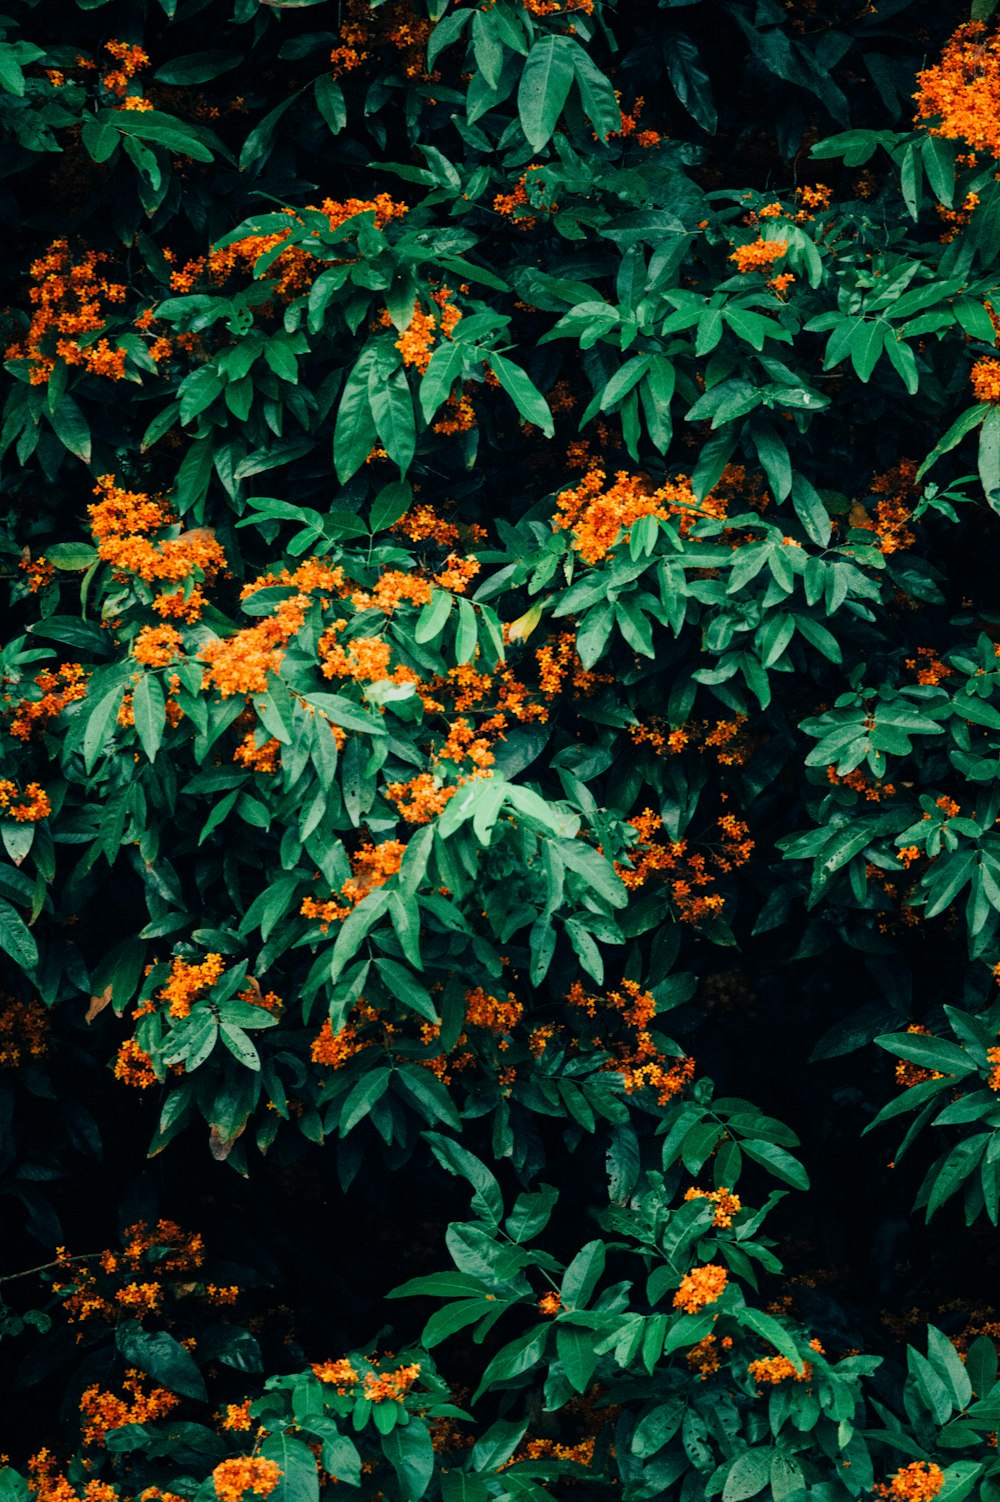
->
[6,1,1000,1499]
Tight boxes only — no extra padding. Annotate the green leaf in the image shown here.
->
[875,1032,977,1077]
[979,406,1000,505]
[132,674,166,763]
[572,48,621,141]
[48,395,92,462]
[734,1307,807,1372]
[116,1322,208,1401]
[0,898,37,971]
[517,37,577,152]
[382,1419,434,1502]
[740,1139,809,1190]
[369,352,416,474]
[486,353,554,437]
[260,1434,320,1502]
[84,685,126,773]
[335,350,379,483]
[722,1450,772,1502]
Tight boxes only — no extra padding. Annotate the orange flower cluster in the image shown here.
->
[158,953,225,1019]
[132,624,183,667]
[27,1451,117,1502]
[874,1463,945,1502]
[826,765,897,801]
[381,284,463,373]
[684,1185,742,1227]
[905,646,952,686]
[687,1333,724,1379]
[233,731,281,774]
[385,772,457,823]
[494,167,559,228]
[568,978,696,1104]
[80,1370,179,1447]
[220,1400,254,1432]
[673,1263,728,1313]
[913,22,1000,154]
[0,996,49,1067]
[101,39,150,100]
[8,662,87,741]
[0,779,51,821]
[212,1458,283,1502]
[363,1362,421,1403]
[747,1354,812,1387]
[350,569,433,614]
[89,475,225,620]
[850,459,920,555]
[465,986,523,1034]
[972,357,1000,405]
[554,466,726,563]
[938,190,980,242]
[535,631,610,699]
[986,1045,1000,1091]
[317,626,420,690]
[606,92,660,148]
[392,503,460,548]
[614,809,752,923]
[20,555,54,592]
[729,238,788,274]
[311,1018,364,1068]
[312,1357,360,1391]
[169,195,408,305]
[433,391,477,434]
[5,239,130,383]
[52,1220,206,1324]
[538,1291,562,1316]
[329,0,433,79]
[201,596,309,695]
[113,1037,158,1089]
[301,841,407,932]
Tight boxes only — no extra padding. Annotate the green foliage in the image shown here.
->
[4,0,1000,1499]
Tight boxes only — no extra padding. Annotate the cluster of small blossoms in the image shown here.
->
[683,1185,742,1227]
[567,978,696,1104]
[729,238,788,274]
[51,1220,206,1324]
[874,1463,945,1502]
[100,40,150,103]
[0,780,51,821]
[329,0,434,79]
[913,23,1000,154]
[747,1353,812,1387]
[168,195,409,306]
[5,239,131,383]
[80,1370,179,1447]
[554,466,728,562]
[211,1458,283,1502]
[301,840,407,933]
[157,953,226,1019]
[0,996,49,1067]
[27,1449,117,1502]
[131,624,183,667]
[88,475,226,622]
[378,284,463,373]
[971,357,1000,405]
[673,1263,728,1313]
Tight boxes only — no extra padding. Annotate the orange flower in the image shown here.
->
[312,1357,360,1391]
[363,1362,421,1403]
[729,238,787,274]
[114,1038,158,1089]
[132,624,183,668]
[748,1354,811,1387]
[0,997,49,1067]
[673,1263,728,1313]
[971,358,1000,405]
[0,780,51,821]
[914,23,1000,154]
[211,1458,283,1502]
[158,954,225,1020]
[874,1463,945,1502]
[311,1019,363,1068]
[684,1185,742,1227]
[538,1291,562,1316]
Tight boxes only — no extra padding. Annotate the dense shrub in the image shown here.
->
[5,1,1000,1500]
